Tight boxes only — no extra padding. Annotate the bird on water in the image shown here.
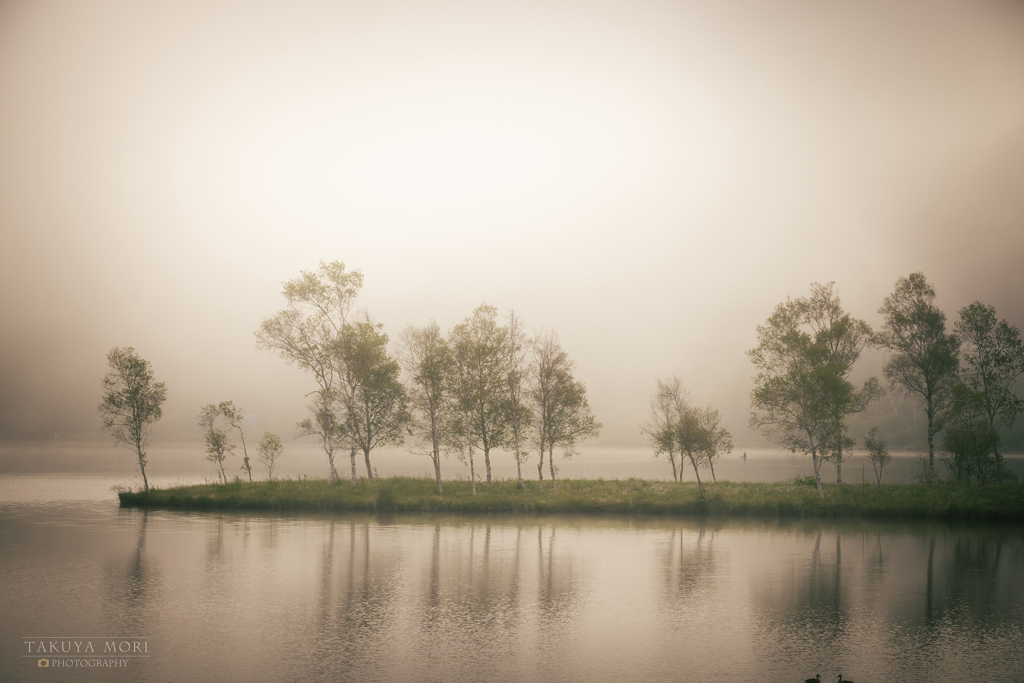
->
[804,675,820,683]
[837,676,854,682]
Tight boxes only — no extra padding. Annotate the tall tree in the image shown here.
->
[449,304,510,487]
[399,321,455,494]
[876,272,960,483]
[98,347,167,493]
[345,317,409,479]
[800,283,881,484]
[255,261,362,483]
[529,330,600,493]
[954,301,1024,476]
[218,401,252,482]
[749,294,850,498]
[198,403,233,483]
[643,376,689,481]
[505,310,533,489]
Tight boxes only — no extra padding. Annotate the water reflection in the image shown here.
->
[1,505,1023,682]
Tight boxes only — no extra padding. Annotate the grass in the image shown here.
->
[117,475,1024,522]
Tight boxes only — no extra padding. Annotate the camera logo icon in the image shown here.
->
[38,659,49,667]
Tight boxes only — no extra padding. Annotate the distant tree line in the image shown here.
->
[747,273,1024,496]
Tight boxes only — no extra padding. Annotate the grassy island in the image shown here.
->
[117,476,1024,522]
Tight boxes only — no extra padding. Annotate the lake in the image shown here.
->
[2,453,1024,681]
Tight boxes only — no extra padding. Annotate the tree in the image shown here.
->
[876,272,960,483]
[675,406,710,501]
[399,321,456,494]
[219,401,252,482]
[98,347,167,493]
[344,317,409,479]
[697,406,733,483]
[256,261,362,483]
[257,432,284,480]
[643,376,689,481]
[529,330,600,493]
[505,310,533,489]
[942,384,1000,489]
[449,304,510,487]
[955,301,1024,477]
[863,427,890,486]
[198,404,233,483]
[801,282,881,484]
[749,292,865,498]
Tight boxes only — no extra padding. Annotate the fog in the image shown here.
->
[2,0,1023,449]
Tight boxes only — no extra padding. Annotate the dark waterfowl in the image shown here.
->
[804,675,820,683]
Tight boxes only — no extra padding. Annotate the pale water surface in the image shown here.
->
[2,472,1024,682]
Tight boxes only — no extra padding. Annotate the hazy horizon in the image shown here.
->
[2,0,1023,452]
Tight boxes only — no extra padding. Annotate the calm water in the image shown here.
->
[2,473,1024,682]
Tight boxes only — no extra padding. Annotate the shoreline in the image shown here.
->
[117,476,1024,523]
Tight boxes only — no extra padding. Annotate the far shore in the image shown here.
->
[117,476,1024,523]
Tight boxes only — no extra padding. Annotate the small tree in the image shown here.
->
[198,404,233,483]
[676,406,709,501]
[643,376,689,481]
[698,406,733,483]
[257,432,284,480]
[943,384,1000,489]
[219,401,252,482]
[98,347,167,493]
[863,427,891,486]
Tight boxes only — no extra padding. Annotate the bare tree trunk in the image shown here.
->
[219,459,227,484]
[709,458,717,483]
[516,448,526,490]
[537,437,545,487]
[363,448,373,480]
[137,450,149,493]
[469,449,477,496]
[812,451,824,499]
[549,443,557,493]
[686,451,705,501]
[433,447,443,495]
[669,451,678,482]
[836,441,843,485]
[483,445,491,485]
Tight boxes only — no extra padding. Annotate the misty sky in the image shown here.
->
[1,0,1023,446]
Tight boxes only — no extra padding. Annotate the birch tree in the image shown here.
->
[749,296,842,498]
[219,401,252,482]
[98,347,166,493]
[255,261,362,483]
[344,317,408,479]
[801,282,881,484]
[643,376,689,481]
[198,404,233,483]
[876,272,960,483]
[257,432,284,480]
[505,310,533,489]
[449,304,510,487]
[697,406,732,483]
[399,321,455,494]
[530,330,600,492]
